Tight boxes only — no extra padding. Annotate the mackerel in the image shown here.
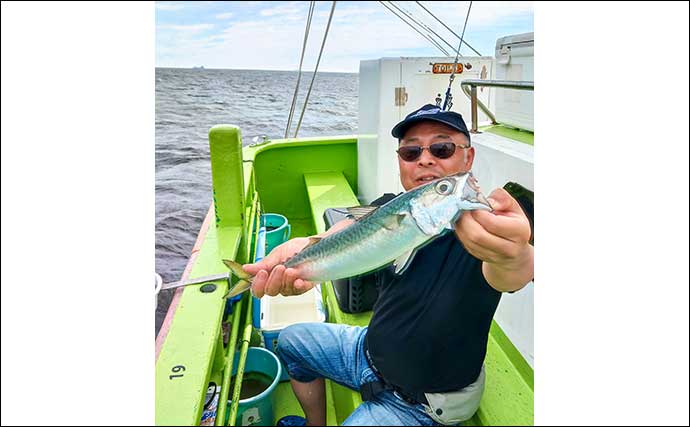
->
[224,171,492,297]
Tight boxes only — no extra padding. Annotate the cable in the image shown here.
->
[285,1,315,139]
[293,1,337,138]
[388,1,456,55]
[415,1,481,56]
[442,1,473,111]
[378,1,450,56]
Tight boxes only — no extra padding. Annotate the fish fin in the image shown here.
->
[282,236,321,266]
[393,248,418,275]
[446,215,460,230]
[303,236,323,250]
[346,205,379,221]
[222,259,251,280]
[381,213,407,231]
[224,279,252,299]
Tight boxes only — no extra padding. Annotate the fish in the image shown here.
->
[223,171,492,298]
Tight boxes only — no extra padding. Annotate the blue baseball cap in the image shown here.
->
[391,104,471,143]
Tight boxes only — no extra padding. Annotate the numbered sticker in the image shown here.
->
[169,365,186,380]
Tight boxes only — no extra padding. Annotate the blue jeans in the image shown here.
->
[276,323,440,426]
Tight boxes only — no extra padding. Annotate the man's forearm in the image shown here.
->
[482,244,534,293]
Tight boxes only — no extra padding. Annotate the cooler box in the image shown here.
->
[259,285,327,381]
[323,208,382,313]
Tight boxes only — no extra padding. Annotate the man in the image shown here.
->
[244,104,534,426]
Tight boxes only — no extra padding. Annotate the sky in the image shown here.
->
[156,1,534,72]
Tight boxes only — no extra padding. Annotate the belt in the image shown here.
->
[362,349,428,406]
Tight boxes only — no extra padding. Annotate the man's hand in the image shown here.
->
[244,218,354,298]
[455,188,534,292]
[243,238,315,297]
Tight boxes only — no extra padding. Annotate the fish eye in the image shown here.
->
[435,180,453,195]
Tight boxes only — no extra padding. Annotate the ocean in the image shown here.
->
[155,67,358,334]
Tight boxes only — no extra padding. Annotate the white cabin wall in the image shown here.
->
[472,132,534,368]
[358,59,404,204]
[358,56,495,203]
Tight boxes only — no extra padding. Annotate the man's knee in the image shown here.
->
[276,323,311,361]
[275,324,323,382]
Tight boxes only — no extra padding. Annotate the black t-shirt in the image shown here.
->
[364,193,502,396]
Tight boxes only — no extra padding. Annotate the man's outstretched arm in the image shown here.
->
[455,188,534,292]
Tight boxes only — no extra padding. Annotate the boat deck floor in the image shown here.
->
[481,124,533,146]
[273,382,305,422]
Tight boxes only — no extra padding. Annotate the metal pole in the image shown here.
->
[470,85,478,133]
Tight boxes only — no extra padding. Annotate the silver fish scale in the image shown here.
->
[285,213,390,267]
[283,189,424,277]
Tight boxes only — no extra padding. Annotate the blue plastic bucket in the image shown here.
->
[252,226,267,329]
[227,347,282,426]
[262,214,291,254]
[260,329,290,382]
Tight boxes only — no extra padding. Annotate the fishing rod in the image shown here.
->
[442,1,473,111]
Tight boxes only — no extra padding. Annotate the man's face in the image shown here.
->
[397,121,475,191]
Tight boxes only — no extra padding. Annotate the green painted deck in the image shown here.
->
[155,131,533,425]
[482,124,534,146]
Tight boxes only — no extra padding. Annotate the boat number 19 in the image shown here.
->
[169,365,186,380]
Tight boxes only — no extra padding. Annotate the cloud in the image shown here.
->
[215,12,234,20]
[161,9,443,71]
[414,1,533,28]
[157,23,215,33]
[259,1,304,17]
[156,3,185,11]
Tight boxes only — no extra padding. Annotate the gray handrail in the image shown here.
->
[460,84,497,129]
[460,79,534,132]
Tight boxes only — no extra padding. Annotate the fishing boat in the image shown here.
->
[155,6,534,425]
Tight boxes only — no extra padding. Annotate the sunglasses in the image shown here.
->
[396,142,470,162]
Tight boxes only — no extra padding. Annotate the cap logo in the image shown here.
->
[410,107,441,118]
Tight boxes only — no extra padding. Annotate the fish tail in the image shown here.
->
[223,259,252,280]
[224,279,252,299]
[222,259,254,298]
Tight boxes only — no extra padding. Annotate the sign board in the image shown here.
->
[432,63,464,74]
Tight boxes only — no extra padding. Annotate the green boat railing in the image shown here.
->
[215,296,243,426]
[156,125,260,426]
[229,299,254,426]
[217,207,261,426]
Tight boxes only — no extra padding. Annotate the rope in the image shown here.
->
[442,1,472,111]
[415,1,481,56]
[387,1,456,56]
[285,1,315,139]
[379,1,450,56]
[293,1,337,138]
